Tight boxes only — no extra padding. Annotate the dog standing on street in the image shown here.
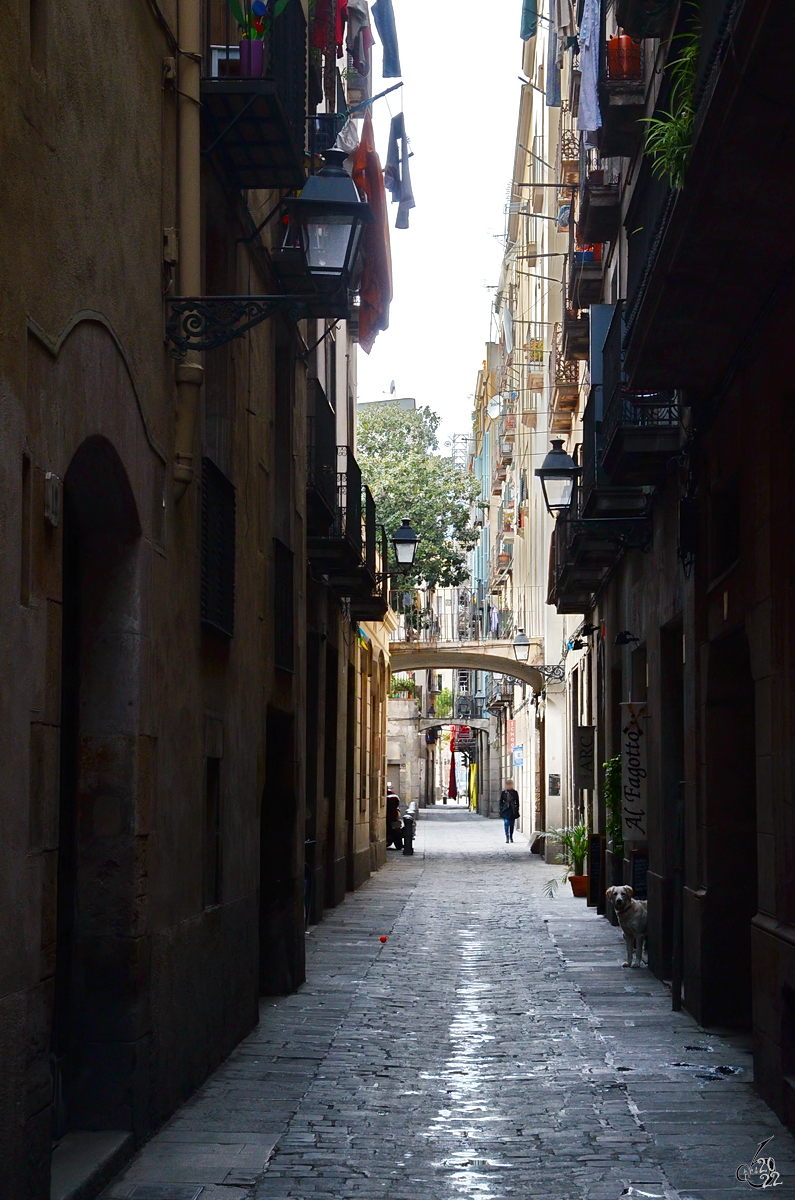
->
[606,885,647,967]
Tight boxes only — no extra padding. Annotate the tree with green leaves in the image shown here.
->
[357,404,481,588]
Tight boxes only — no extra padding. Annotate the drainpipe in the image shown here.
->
[174,0,203,499]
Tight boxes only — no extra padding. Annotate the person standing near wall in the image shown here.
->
[499,780,520,843]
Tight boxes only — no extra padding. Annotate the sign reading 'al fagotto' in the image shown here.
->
[620,703,647,842]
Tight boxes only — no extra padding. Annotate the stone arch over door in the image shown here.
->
[53,435,148,1137]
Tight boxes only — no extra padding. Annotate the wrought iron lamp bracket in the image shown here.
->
[166,295,328,357]
[536,663,565,684]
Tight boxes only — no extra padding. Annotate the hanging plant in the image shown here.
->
[642,16,700,189]
[604,754,624,858]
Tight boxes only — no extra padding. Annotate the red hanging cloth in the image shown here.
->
[448,726,458,799]
[351,110,392,353]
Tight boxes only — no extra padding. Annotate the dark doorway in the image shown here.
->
[656,620,685,982]
[53,437,143,1138]
[323,641,342,907]
[344,662,356,891]
[702,626,757,1027]
[259,709,304,993]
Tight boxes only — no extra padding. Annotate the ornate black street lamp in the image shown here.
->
[535,439,581,516]
[166,149,374,355]
[513,628,531,662]
[391,519,420,568]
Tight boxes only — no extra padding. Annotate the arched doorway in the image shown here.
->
[52,436,144,1137]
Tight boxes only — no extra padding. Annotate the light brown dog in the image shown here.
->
[606,885,647,967]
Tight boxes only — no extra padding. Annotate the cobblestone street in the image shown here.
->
[103,810,795,1200]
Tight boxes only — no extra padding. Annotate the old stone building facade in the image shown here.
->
[0,0,393,1195]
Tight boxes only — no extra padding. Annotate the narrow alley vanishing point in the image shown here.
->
[102,812,795,1200]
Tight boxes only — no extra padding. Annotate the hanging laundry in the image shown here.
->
[371,0,402,78]
[346,0,375,77]
[577,0,602,134]
[311,0,347,56]
[383,113,415,230]
[520,0,538,40]
[334,117,360,159]
[351,110,392,354]
[545,0,561,106]
[554,0,577,67]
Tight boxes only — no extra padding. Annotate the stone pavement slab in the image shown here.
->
[103,810,795,1200]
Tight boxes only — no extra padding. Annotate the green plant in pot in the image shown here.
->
[641,16,700,189]
[539,824,590,898]
[230,0,289,76]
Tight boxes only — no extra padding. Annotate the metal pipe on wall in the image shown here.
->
[174,0,203,498]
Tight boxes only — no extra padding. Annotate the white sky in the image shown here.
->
[356,0,524,450]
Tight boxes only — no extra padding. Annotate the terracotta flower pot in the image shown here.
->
[569,874,588,898]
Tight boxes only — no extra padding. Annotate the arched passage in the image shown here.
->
[388,647,543,692]
[53,436,145,1137]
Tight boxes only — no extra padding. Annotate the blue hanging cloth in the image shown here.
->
[371,0,402,78]
[545,0,561,106]
[520,0,538,40]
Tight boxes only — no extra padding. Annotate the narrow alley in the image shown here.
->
[99,811,795,1200]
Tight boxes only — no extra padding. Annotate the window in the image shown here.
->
[201,458,236,638]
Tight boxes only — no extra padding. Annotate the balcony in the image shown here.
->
[562,308,589,361]
[486,676,512,709]
[548,490,651,615]
[580,398,654,520]
[598,34,646,158]
[616,0,677,37]
[599,299,682,485]
[306,380,336,537]
[602,389,682,485]
[578,170,621,244]
[570,245,606,308]
[307,445,362,573]
[350,521,389,621]
[201,0,306,191]
[622,2,792,394]
[551,322,580,432]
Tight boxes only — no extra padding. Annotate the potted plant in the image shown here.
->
[539,824,590,897]
[231,0,288,77]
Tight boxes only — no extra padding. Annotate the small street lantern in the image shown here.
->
[513,628,531,662]
[284,149,374,293]
[391,518,420,568]
[535,439,581,516]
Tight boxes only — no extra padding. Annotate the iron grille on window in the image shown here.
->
[201,457,236,638]
[274,539,294,672]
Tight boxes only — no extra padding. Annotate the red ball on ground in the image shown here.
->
[380,935,388,943]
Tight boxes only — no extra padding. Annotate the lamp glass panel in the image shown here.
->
[514,642,530,662]
[304,215,355,273]
[543,474,574,511]
[394,539,416,565]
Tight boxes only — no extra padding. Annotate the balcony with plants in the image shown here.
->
[201,0,307,191]
[598,27,646,158]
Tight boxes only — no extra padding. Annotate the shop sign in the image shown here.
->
[513,745,524,767]
[620,702,647,842]
[574,725,595,790]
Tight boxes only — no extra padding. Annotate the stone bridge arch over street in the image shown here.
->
[389,639,544,693]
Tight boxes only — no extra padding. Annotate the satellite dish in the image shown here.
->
[487,396,501,419]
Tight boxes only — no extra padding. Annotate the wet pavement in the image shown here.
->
[103,808,795,1200]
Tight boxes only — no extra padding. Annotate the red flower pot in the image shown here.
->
[569,874,588,898]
